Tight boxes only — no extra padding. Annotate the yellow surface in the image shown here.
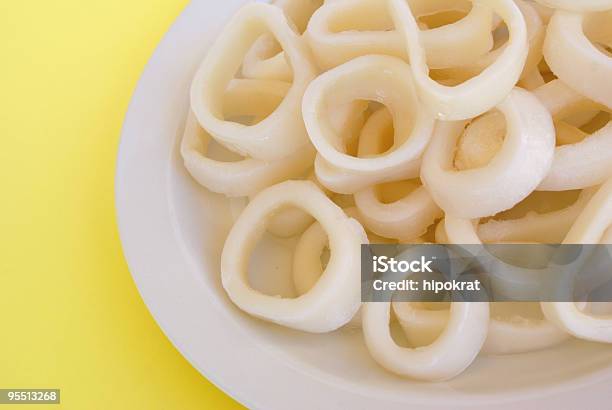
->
[0,1,242,409]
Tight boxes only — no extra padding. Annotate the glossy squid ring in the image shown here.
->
[542,178,612,343]
[181,79,315,197]
[313,108,422,194]
[362,300,489,381]
[303,55,435,193]
[441,216,571,353]
[390,0,528,120]
[534,80,612,191]
[544,9,612,109]
[304,0,494,70]
[393,301,569,355]
[421,88,555,219]
[191,3,318,161]
[437,0,545,86]
[221,181,368,333]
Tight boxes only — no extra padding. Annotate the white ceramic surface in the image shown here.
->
[115,1,612,408]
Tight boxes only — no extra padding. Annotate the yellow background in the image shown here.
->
[0,1,241,408]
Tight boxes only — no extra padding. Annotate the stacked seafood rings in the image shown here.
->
[183,0,612,381]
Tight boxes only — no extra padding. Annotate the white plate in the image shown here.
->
[115,1,612,408]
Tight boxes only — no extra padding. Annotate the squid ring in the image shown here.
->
[305,0,494,70]
[544,10,612,109]
[303,55,435,181]
[445,217,548,300]
[313,108,422,194]
[182,82,315,197]
[541,178,612,343]
[191,3,318,161]
[390,0,528,120]
[362,300,489,381]
[445,199,612,299]
[444,215,579,301]
[421,88,555,219]
[393,301,569,355]
[438,0,544,85]
[442,216,572,352]
[221,180,368,333]
[534,80,612,191]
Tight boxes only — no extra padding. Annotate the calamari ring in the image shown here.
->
[421,88,555,219]
[483,306,570,353]
[242,0,324,81]
[303,55,435,187]
[442,216,571,353]
[305,0,494,70]
[221,180,368,333]
[444,218,550,300]
[544,10,612,109]
[438,0,544,84]
[391,0,528,120]
[441,189,607,299]
[191,3,318,161]
[534,0,612,12]
[444,215,568,300]
[533,80,612,191]
[362,300,489,381]
[314,108,422,194]
[451,212,611,298]
[393,301,569,355]
[541,178,612,343]
[181,81,315,197]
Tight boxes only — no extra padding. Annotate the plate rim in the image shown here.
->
[114,1,612,409]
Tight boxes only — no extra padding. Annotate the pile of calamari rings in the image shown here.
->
[182,0,612,381]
